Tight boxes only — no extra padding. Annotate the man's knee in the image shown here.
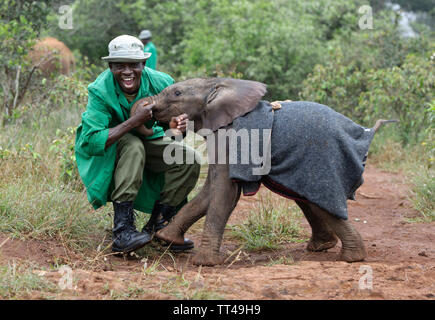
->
[118,134,145,161]
[128,139,145,160]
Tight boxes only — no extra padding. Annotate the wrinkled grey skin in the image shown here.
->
[131,78,381,266]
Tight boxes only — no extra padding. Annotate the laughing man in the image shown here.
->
[75,35,200,254]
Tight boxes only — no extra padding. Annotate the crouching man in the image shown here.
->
[75,35,200,254]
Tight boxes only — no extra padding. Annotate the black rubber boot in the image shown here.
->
[142,200,194,251]
[112,201,153,253]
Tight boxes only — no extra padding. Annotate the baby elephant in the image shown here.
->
[131,78,395,266]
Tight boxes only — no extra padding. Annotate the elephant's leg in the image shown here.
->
[155,167,211,245]
[192,164,241,266]
[308,203,367,262]
[295,200,338,251]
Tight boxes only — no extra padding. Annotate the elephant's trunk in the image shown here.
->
[142,94,160,110]
[130,92,163,116]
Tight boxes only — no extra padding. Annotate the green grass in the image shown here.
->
[160,274,225,300]
[266,255,295,266]
[0,262,57,299]
[0,117,113,256]
[410,169,435,222]
[0,171,112,253]
[230,197,305,251]
[369,129,435,222]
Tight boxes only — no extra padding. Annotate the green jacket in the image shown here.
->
[75,67,174,213]
[144,41,157,70]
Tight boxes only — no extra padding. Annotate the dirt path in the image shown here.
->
[1,165,434,299]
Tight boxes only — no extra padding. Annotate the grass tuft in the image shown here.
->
[410,168,435,222]
[160,274,224,300]
[0,262,57,299]
[230,196,304,251]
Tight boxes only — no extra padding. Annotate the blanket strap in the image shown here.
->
[270,100,292,111]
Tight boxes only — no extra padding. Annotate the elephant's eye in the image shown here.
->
[174,90,182,96]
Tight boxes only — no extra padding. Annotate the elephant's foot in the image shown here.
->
[307,204,367,262]
[192,250,226,266]
[337,242,367,262]
[306,234,338,252]
[155,227,185,246]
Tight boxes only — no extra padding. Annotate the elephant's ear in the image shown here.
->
[202,79,267,131]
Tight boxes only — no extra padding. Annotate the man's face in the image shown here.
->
[140,38,150,46]
[109,62,145,94]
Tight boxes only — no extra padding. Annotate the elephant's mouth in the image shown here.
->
[154,104,183,122]
[152,108,170,122]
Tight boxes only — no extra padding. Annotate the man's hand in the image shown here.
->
[169,114,189,136]
[131,100,155,127]
[105,101,154,149]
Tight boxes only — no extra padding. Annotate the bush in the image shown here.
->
[176,0,364,99]
[54,0,370,99]
[360,55,434,144]
[301,31,434,145]
[0,0,56,125]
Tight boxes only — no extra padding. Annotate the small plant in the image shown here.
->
[410,101,435,221]
[50,127,81,186]
[0,146,11,159]
[230,197,304,251]
[421,100,435,169]
[266,255,295,266]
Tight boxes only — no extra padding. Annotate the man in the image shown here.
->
[138,30,157,70]
[75,35,200,254]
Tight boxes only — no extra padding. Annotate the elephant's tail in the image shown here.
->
[372,119,399,133]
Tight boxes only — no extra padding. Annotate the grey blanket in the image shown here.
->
[228,100,375,220]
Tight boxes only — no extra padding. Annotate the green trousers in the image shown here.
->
[111,133,200,207]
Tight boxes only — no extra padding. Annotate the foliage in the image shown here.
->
[360,54,434,144]
[424,100,435,165]
[300,17,434,145]
[50,127,81,186]
[49,0,139,66]
[393,0,435,13]
[411,168,435,222]
[409,100,434,222]
[0,0,56,124]
[51,0,372,99]
[177,0,330,99]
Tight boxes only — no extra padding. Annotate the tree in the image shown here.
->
[0,0,54,125]
[50,0,140,65]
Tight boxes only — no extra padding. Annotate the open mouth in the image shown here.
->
[121,77,135,89]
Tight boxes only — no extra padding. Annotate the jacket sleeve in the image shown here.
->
[76,88,112,157]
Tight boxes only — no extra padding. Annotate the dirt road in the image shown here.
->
[1,165,434,299]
